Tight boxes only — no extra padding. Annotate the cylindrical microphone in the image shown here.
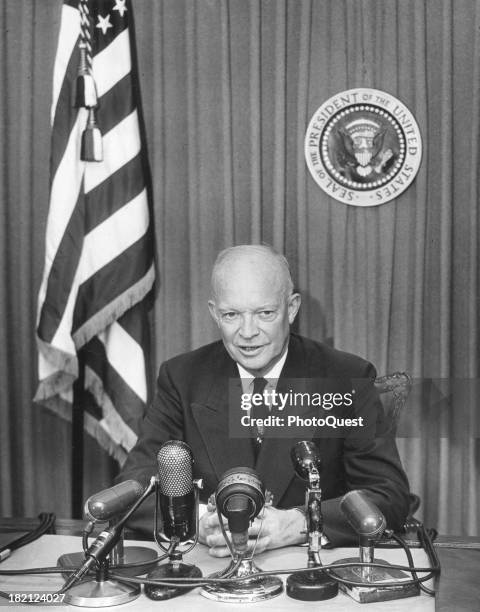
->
[291,441,322,481]
[156,440,195,542]
[215,467,264,554]
[84,480,145,523]
[340,490,386,547]
[145,441,202,602]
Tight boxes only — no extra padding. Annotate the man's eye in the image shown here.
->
[222,312,238,322]
[258,310,276,320]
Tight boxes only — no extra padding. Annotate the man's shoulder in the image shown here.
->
[291,333,376,378]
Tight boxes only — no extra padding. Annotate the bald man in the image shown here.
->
[117,245,410,554]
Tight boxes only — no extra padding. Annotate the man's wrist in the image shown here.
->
[289,507,308,545]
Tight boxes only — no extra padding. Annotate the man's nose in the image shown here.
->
[239,314,259,338]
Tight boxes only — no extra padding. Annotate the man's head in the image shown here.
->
[208,245,301,376]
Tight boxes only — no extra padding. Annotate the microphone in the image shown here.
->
[84,480,145,523]
[331,490,420,603]
[57,480,158,585]
[215,467,264,554]
[156,440,196,542]
[60,477,157,606]
[286,441,338,602]
[291,440,322,483]
[144,441,203,601]
[200,467,283,603]
[340,489,386,548]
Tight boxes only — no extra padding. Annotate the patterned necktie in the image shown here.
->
[251,377,268,448]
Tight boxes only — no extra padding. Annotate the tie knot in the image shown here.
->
[252,377,268,395]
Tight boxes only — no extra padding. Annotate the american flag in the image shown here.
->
[35,0,154,464]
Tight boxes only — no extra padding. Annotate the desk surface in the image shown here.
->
[0,534,435,612]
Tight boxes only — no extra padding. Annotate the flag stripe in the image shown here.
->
[37,188,85,343]
[94,28,131,98]
[85,153,145,232]
[81,188,150,282]
[84,111,141,193]
[51,4,79,125]
[51,48,81,179]
[38,110,87,308]
[117,297,151,347]
[100,322,147,402]
[72,236,153,335]
[84,336,145,428]
[96,73,134,135]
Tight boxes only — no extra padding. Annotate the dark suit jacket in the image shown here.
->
[117,334,411,545]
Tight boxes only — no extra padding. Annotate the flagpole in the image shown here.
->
[71,356,85,519]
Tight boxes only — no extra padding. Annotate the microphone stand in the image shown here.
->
[200,503,283,603]
[143,479,203,600]
[286,467,339,601]
[57,517,158,581]
[60,477,157,607]
[332,535,421,603]
[331,490,421,604]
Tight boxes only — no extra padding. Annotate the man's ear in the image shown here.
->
[287,293,301,324]
[208,300,219,325]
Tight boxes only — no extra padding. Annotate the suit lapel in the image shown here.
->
[191,348,255,481]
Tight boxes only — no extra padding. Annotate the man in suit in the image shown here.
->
[117,244,410,555]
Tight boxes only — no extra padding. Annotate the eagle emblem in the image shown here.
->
[335,118,395,181]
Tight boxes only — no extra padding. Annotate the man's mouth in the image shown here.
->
[238,345,263,353]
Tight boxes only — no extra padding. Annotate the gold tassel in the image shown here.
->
[81,109,103,162]
[75,42,98,108]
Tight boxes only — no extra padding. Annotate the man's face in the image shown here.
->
[208,263,300,376]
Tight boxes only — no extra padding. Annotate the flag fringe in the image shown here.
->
[72,265,154,349]
[36,390,129,466]
[85,365,138,454]
[34,338,77,402]
[84,412,128,466]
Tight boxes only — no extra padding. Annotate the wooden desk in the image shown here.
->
[0,534,435,611]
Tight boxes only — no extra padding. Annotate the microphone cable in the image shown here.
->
[0,513,56,561]
[389,530,437,595]
[106,554,440,590]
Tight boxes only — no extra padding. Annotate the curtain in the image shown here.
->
[1,0,479,536]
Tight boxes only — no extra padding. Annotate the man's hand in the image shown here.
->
[199,504,307,557]
[198,501,231,557]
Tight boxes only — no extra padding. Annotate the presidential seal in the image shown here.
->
[305,88,422,206]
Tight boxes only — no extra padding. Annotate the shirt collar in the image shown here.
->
[236,348,288,390]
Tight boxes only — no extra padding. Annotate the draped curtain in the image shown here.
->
[1,0,479,536]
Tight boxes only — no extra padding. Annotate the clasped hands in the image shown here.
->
[198,500,306,557]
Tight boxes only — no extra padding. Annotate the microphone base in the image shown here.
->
[286,569,339,601]
[144,561,202,600]
[63,578,140,607]
[331,557,420,603]
[57,546,158,580]
[201,558,283,603]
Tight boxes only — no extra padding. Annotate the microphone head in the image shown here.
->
[156,440,193,496]
[84,480,144,522]
[291,440,322,480]
[340,490,386,542]
[215,467,265,523]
